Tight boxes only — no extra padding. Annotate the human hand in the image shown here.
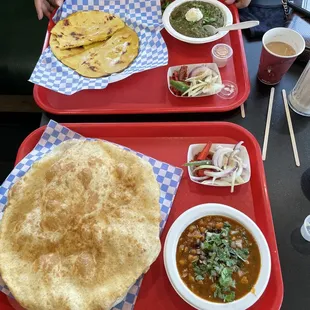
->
[34,0,64,20]
[225,0,251,9]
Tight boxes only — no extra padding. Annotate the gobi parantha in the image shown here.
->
[76,26,139,78]
[50,34,101,70]
[50,11,139,78]
[51,11,125,49]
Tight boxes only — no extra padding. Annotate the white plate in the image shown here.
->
[168,63,222,98]
[187,143,251,186]
[163,0,233,44]
[164,203,271,310]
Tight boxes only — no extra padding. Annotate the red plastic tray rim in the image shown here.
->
[33,4,250,115]
[0,122,283,310]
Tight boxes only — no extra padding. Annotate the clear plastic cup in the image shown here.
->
[211,44,233,68]
[288,60,310,116]
[300,215,310,242]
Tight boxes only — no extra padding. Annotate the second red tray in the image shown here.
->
[0,122,282,310]
[33,4,250,115]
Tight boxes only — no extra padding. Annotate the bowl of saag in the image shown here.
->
[162,0,233,44]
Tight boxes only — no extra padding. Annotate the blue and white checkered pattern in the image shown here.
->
[29,0,168,95]
[0,120,183,309]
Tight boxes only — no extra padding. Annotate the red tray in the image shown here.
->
[1,122,282,309]
[33,4,250,115]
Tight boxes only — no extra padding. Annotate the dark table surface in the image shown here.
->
[38,37,309,309]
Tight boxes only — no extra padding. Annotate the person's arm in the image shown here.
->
[34,0,64,20]
[225,0,252,8]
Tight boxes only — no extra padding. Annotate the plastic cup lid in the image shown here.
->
[300,215,310,242]
[212,43,233,59]
[217,80,238,100]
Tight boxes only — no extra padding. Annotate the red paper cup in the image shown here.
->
[257,27,305,85]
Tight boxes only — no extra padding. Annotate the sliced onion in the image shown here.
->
[222,156,228,169]
[228,149,240,165]
[201,180,231,186]
[204,164,237,178]
[191,142,247,187]
[188,65,212,78]
[231,169,237,193]
[221,175,245,185]
[193,165,223,172]
[191,175,210,182]
[212,147,233,167]
[229,156,243,178]
[233,154,247,169]
[234,161,243,178]
[234,141,244,150]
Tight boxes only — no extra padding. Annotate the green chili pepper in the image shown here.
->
[183,160,213,167]
[170,80,190,93]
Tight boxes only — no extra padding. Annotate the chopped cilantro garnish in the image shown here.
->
[195,275,204,281]
[193,221,249,302]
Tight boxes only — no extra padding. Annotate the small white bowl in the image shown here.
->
[163,0,233,44]
[167,63,222,98]
[187,143,251,187]
[164,203,271,310]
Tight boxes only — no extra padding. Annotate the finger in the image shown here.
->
[47,0,63,7]
[236,0,251,8]
[46,0,57,9]
[225,0,236,4]
[34,0,44,20]
[45,0,54,12]
[42,0,53,18]
[55,0,64,6]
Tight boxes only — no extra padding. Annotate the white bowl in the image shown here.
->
[167,63,222,98]
[164,203,271,310]
[187,143,251,187]
[162,0,233,44]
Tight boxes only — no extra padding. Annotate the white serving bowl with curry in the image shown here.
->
[164,203,271,310]
[162,0,233,44]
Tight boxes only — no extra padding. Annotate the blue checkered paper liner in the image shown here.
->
[0,120,183,309]
[29,0,168,95]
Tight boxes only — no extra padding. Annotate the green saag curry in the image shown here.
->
[170,1,225,38]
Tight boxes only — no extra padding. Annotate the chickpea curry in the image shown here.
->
[176,216,261,303]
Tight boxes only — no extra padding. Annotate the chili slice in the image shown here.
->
[196,142,212,177]
[178,66,188,81]
[197,142,212,161]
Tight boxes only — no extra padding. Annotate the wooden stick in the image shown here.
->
[282,89,300,167]
[240,104,245,118]
[262,87,275,161]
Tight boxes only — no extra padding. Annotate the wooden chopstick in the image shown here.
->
[282,89,300,167]
[240,104,245,118]
[262,87,275,161]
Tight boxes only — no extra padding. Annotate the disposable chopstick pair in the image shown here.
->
[282,89,300,167]
[262,87,300,167]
